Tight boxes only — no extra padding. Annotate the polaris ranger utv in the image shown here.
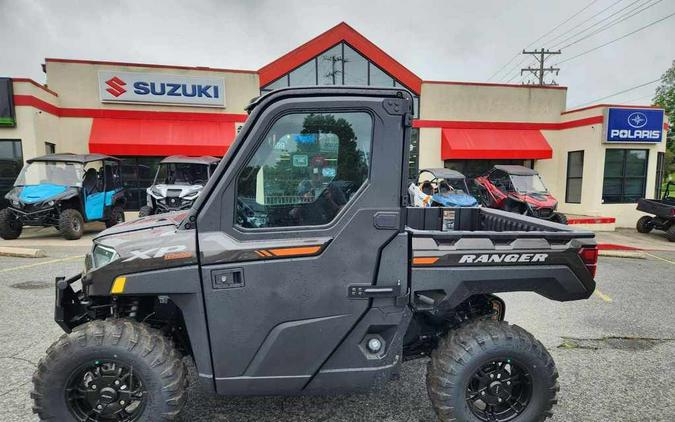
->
[138,155,219,217]
[0,153,125,240]
[33,88,597,422]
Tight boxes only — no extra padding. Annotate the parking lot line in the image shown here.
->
[0,255,83,273]
[644,252,675,265]
[594,288,613,302]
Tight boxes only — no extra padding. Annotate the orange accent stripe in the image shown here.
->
[255,250,266,257]
[413,257,439,265]
[268,246,322,257]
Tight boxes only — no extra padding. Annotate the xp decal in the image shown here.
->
[98,70,226,107]
[122,245,187,262]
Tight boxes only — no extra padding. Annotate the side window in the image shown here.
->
[236,112,372,228]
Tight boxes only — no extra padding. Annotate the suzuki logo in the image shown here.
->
[627,112,647,129]
[105,76,127,97]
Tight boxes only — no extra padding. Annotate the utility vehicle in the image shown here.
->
[416,168,479,207]
[138,155,219,217]
[474,165,567,224]
[0,153,125,240]
[33,88,597,422]
[636,181,675,241]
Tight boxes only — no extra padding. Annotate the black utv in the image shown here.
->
[34,88,597,421]
[0,153,125,240]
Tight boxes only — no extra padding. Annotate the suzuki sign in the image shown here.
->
[98,71,225,107]
[605,107,664,143]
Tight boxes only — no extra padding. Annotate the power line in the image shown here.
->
[487,0,600,81]
[556,10,675,64]
[545,0,630,46]
[572,78,660,107]
[557,0,665,50]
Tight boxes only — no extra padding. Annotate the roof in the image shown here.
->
[27,153,121,164]
[160,155,220,165]
[419,168,466,180]
[258,22,422,94]
[494,165,539,175]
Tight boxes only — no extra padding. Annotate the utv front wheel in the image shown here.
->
[552,212,568,225]
[138,206,153,218]
[106,205,125,228]
[59,209,85,240]
[636,216,654,233]
[427,320,558,422]
[32,320,187,422]
[0,208,22,240]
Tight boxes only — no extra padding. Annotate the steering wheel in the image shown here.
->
[193,179,206,185]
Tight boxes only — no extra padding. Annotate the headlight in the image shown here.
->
[183,191,200,201]
[47,200,55,206]
[11,200,20,207]
[91,244,119,269]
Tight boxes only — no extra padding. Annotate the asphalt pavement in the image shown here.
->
[0,243,673,421]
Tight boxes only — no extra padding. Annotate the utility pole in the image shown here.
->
[520,49,561,85]
[322,54,349,84]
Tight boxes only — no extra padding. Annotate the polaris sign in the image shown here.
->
[98,71,225,107]
[605,107,664,143]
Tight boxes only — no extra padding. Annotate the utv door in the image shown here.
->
[196,90,411,395]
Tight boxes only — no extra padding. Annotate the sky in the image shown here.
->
[1,0,674,108]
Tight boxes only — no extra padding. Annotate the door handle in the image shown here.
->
[348,282,401,299]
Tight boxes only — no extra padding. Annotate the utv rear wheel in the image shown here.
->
[106,205,125,228]
[138,206,153,218]
[552,213,567,225]
[636,216,654,233]
[666,225,675,242]
[59,209,84,240]
[31,320,187,422]
[0,208,22,240]
[427,320,558,422]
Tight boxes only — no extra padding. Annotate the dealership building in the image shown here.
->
[0,22,668,227]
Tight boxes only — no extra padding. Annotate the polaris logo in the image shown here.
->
[99,70,225,107]
[609,129,660,140]
[459,253,548,264]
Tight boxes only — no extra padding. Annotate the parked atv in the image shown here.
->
[0,153,125,240]
[474,165,567,224]
[416,168,479,207]
[138,155,219,217]
[636,181,675,241]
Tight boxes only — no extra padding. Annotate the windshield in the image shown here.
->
[14,162,84,187]
[155,163,208,186]
[439,178,468,195]
[510,174,548,194]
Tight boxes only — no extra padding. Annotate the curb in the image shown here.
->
[0,246,47,258]
[598,250,645,259]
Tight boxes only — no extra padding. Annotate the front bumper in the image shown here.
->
[54,273,85,333]
[9,205,57,224]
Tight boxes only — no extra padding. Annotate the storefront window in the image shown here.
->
[565,151,584,204]
[0,140,23,209]
[655,151,665,199]
[445,159,529,179]
[408,128,420,181]
[120,157,162,210]
[602,149,648,204]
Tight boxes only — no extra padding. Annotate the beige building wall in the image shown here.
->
[44,60,259,114]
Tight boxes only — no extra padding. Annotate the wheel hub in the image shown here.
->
[466,359,533,422]
[66,360,146,422]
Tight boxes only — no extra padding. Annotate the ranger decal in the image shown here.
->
[459,253,548,264]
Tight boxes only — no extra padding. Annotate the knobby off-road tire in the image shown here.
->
[427,320,559,422]
[58,208,84,240]
[0,207,22,240]
[138,206,153,218]
[552,213,568,225]
[32,319,187,422]
[666,224,675,242]
[636,216,654,234]
[106,205,125,228]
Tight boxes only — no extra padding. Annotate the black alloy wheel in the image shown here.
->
[465,359,533,422]
[65,359,147,422]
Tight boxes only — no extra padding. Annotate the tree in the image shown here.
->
[653,60,675,176]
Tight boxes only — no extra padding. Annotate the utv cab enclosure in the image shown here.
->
[36,88,597,422]
[138,155,219,217]
[416,168,479,207]
[475,165,567,224]
[0,153,125,240]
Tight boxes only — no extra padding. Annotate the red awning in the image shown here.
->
[89,118,236,156]
[441,128,552,160]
